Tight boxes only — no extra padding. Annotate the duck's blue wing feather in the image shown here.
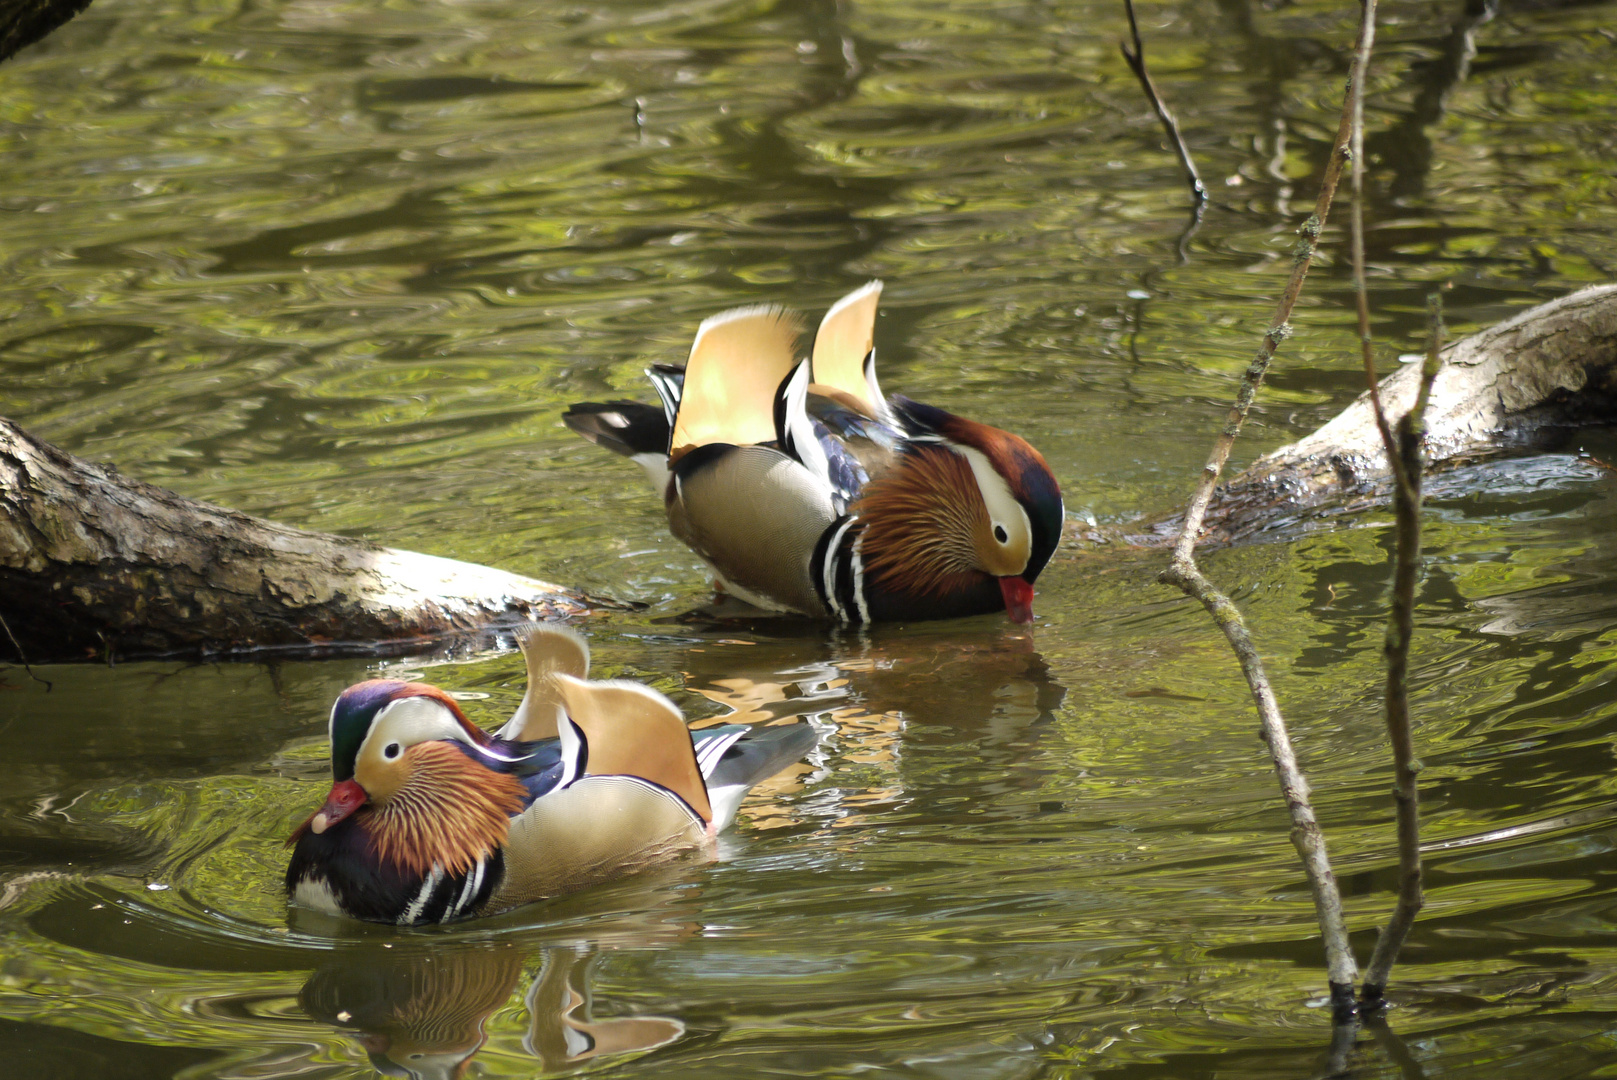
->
[464,737,567,805]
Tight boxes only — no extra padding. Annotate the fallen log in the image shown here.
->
[0,419,592,662]
[1129,283,1617,546]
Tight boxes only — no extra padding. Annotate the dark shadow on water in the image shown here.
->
[0,1015,218,1080]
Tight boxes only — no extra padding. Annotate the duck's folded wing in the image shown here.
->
[667,444,837,615]
[495,776,707,904]
[495,675,717,907]
[554,675,712,821]
[774,358,867,511]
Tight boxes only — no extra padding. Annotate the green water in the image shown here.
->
[2,0,1617,1075]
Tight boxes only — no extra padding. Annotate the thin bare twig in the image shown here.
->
[1167,0,1376,565]
[1411,296,1442,425]
[1349,12,1405,490]
[1161,565,1360,1021]
[1350,3,1428,1003]
[1160,0,1379,1024]
[1360,294,1441,1004]
[0,610,51,691]
[1120,0,1207,256]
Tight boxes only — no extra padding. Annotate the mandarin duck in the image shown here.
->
[286,623,817,924]
[563,281,1063,624]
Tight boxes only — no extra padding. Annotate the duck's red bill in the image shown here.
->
[310,779,367,834]
[1000,576,1035,624]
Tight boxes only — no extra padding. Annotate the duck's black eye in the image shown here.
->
[994,524,1009,544]
[383,742,402,760]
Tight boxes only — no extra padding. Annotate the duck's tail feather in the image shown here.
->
[562,401,672,493]
[700,723,819,832]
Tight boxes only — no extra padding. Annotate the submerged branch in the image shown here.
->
[1160,0,1381,1022]
[1098,283,1617,551]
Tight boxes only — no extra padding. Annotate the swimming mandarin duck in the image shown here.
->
[563,281,1063,624]
[286,624,817,924]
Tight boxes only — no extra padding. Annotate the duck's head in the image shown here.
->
[863,398,1063,623]
[307,680,491,835]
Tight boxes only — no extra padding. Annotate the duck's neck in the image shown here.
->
[366,742,526,878]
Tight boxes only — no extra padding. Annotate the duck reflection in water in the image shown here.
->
[678,625,1066,823]
[301,944,523,1080]
[300,930,686,1078]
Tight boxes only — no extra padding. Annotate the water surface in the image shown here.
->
[2,0,1617,1076]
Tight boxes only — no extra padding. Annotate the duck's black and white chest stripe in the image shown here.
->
[393,854,503,926]
[809,513,871,625]
[806,502,1007,625]
[286,830,506,926]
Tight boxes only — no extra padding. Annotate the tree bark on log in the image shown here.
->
[1139,283,1617,546]
[0,419,591,662]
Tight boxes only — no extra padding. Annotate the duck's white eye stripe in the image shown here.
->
[957,445,1031,553]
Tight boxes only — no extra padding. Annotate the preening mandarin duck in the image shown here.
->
[286,624,817,925]
[563,281,1063,624]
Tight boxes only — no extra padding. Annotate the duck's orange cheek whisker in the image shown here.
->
[310,779,368,834]
[1000,576,1035,623]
